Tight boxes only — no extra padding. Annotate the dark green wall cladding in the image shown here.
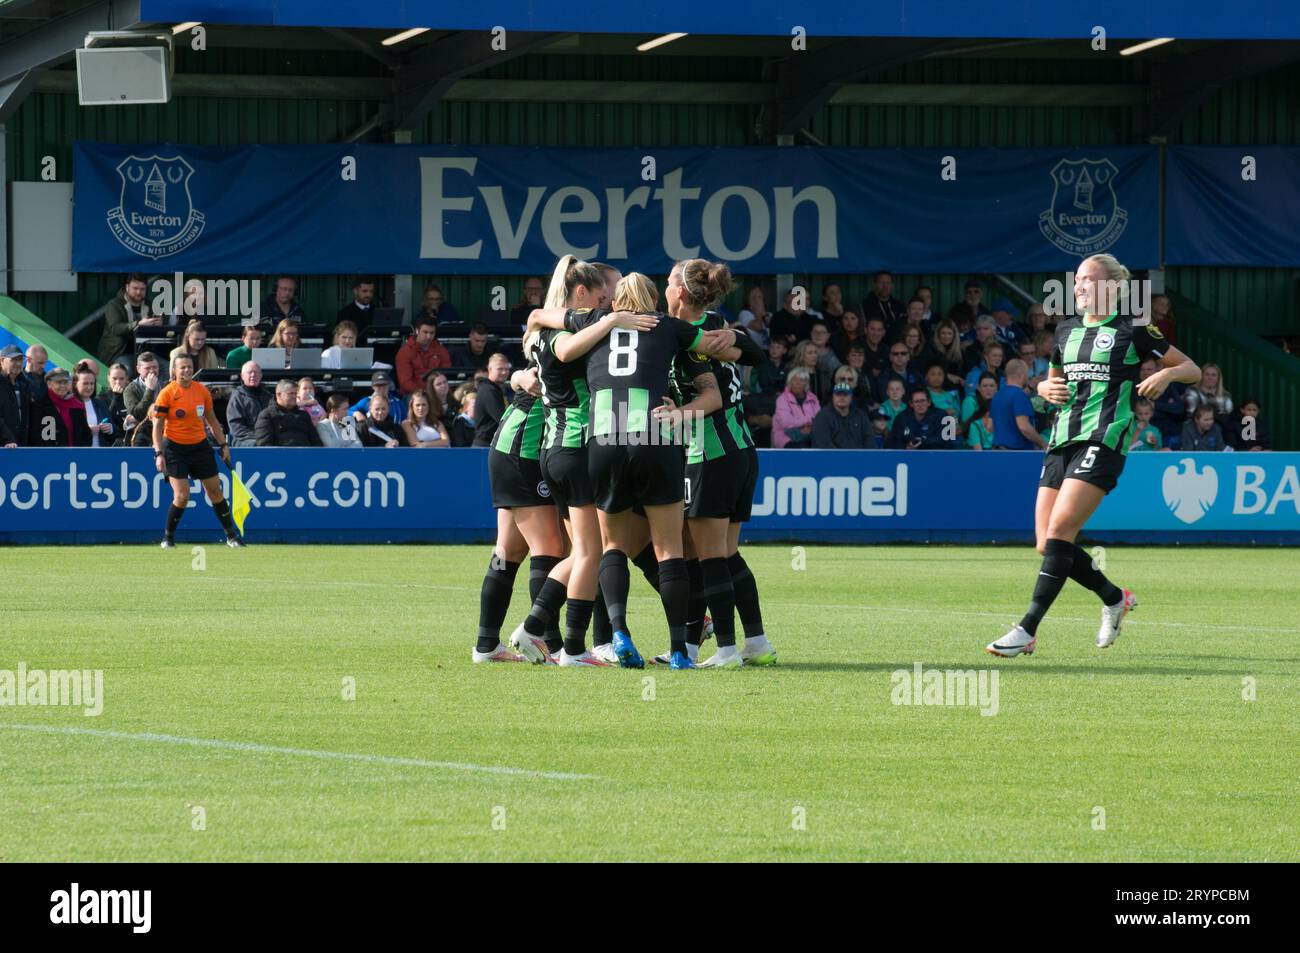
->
[5,49,1297,343]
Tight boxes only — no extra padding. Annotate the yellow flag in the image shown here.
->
[230,466,251,535]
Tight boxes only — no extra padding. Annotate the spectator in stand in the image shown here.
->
[990,299,1028,349]
[450,383,477,447]
[872,377,908,441]
[336,277,378,333]
[24,344,49,399]
[899,324,925,365]
[1181,404,1227,451]
[874,339,921,404]
[471,353,512,447]
[843,343,871,393]
[744,337,789,447]
[965,339,1006,393]
[74,359,100,386]
[1025,301,1053,335]
[1226,397,1271,451]
[1184,362,1232,421]
[945,302,976,341]
[791,340,834,405]
[350,371,407,425]
[1016,340,1046,389]
[829,310,865,361]
[989,359,1045,451]
[813,381,873,449]
[453,323,492,372]
[771,367,820,449]
[860,271,906,332]
[860,317,890,381]
[920,319,966,393]
[262,276,305,326]
[357,392,404,448]
[923,362,960,418]
[966,400,995,450]
[402,390,450,448]
[72,369,115,447]
[1144,357,1186,447]
[103,362,131,444]
[770,287,819,346]
[225,324,265,369]
[226,362,269,448]
[962,314,998,358]
[509,276,545,329]
[1128,397,1164,452]
[737,286,772,349]
[914,286,937,331]
[0,344,32,447]
[319,321,358,370]
[963,278,991,317]
[123,352,163,425]
[889,387,958,449]
[97,273,160,366]
[317,394,363,448]
[296,378,326,425]
[416,283,461,327]
[820,284,847,325]
[396,314,452,394]
[425,371,456,426]
[255,379,323,447]
[833,364,873,413]
[809,321,842,376]
[29,367,87,446]
[1028,331,1053,383]
[168,320,221,373]
[269,319,302,368]
[1149,294,1177,348]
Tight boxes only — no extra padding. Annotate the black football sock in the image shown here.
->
[657,557,690,657]
[728,552,765,638]
[164,504,185,540]
[700,557,737,648]
[1019,538,1074,637]
[632,543,661,592]
[1069,543,1123,605]
[528,555,564,652]
[212,498,238,538]
[591,586,613,647]
[598,550,631,634]
[563,599,595,657]
[476,556,520,653]
[523,578,568,655]
[685,558,705,645]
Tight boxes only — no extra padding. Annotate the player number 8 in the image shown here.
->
[609,329,638,377]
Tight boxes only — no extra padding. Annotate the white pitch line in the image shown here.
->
[0,723,598,782]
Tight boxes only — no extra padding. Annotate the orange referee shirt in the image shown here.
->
[153,380,215,445]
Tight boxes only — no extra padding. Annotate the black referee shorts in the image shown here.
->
[1040,440,1126,495]
[162,438,218,481]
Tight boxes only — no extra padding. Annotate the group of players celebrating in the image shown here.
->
[472,256,777,669]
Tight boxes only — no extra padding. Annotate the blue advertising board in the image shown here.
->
[2,449,1297,545]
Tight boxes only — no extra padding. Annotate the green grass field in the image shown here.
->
[2,543,1296,862]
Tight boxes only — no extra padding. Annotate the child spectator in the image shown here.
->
[297,377,326,424]
[1226,397,1271,451]
[1128,397,1164,452]
[1180,404,1227,451]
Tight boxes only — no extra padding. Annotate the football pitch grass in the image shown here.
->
[2,543,1296,862]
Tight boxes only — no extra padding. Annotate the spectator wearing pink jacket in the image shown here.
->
[772,367,821,448]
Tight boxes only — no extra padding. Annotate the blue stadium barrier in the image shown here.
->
[2,448,1297,545]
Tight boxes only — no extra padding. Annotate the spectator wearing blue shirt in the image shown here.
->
[965,339,1006,394]
[989,360,1046,451]
[874,340,921,404]
[991,298,1029,349]
[416,284,462,327]
[888,388,960,449]
[1143,356,1185,446]
[350,370,407,425]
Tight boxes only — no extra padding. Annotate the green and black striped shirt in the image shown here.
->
[529,327,591,450]
[490,391,545,461]
[671,312,763,464]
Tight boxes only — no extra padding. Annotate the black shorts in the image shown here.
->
[1040,441,1126,494]
[162,438,218,481]
[686,448,758,522]
[488,450,553,509]
[588,441,685,514]
[540,446,596,509]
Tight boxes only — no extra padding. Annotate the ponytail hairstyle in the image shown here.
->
[613,273,659,313]
[531,255,606,352]
[675,258,735,310]
[1079,253,1132,317]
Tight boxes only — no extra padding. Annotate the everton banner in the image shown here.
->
[1165,146,1300,266]
[72,142,1159,275]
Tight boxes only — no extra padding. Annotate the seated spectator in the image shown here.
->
[268,318,302,368]
[452,323,493,371]
[357,393,404,447]
[860,317,890,381]
[103,362,131,444]
[989,360,1046,451]
[317,394,363,448]
[255,379,323,447]
[1025,301,1053,335]
[97,273,160,366]
[297,378,326,424]
[965,340,1006,394]
[1181,404,1227,451]
[961,372,1000,427]
[425,371,456,428]
[509,276,545,329]
[416,283,462,327]
[946,301,976,340]
[226,362,269,448]
[834,364,873,413]
[261,276,305,325]
[29,367,88,446]
[169,319,222,373]
[471,354,512,446]
[73,369,115,447]
[771,367,820,449]
[820,283,846,324]
[226,323,265,369]
[791,340,834,405]
[914,286,937,332]
[966,404,995,450]
[74,358,100,384]
[1145,357,1186,445]
[813,381,873,449]
[991,299,1029,348]
[737,285,772,349]
[872,377,908,440]
[962,278,991,317]
[1149,293,1177,348]
[336,277,378,333]
[1226,397,1271,451]
[770,288,819,345]
[319,320,359,370]
[923,362,960,417]
[874,340,921,404]
[24,343,49,399]
[1128,397,1164,452]
[898,324,925,365]
[919,319,965,392]
[1027,331,1053,383]
[829,310,865,361]
[123,352,163,426]
[809,321,841,375]
[962,315,998,362]
[402,391,450,447]
[888,388,958,449]
[450,384,477,447]
[899,297,928,342]
[350,371,407,425]
[1184,362,1233,421]
[0,344,31,447]
[396,315,452,394]
[749,337,790,401]
[860,270,905,332]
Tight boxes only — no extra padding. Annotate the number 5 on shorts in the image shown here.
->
[1077,446,1098,472]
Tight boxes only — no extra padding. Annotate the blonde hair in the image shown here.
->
[1080,253,1132,314]
[791,340,818,368]
[183,319,207,349]
[544,255,605,309]
[833,365,859,386]
[612,273,659,312]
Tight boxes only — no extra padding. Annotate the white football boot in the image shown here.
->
[508,622,551,664]
[697,644,742,668]
[1096,588,1138,648]
[740,634,777,666]
[557,649,612,667]
[986,625,1037,658]
[590,642,620,665]
[472,643,527,664]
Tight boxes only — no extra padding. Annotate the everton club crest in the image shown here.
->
[1038,158,1128,256]
[107,155,205,259]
